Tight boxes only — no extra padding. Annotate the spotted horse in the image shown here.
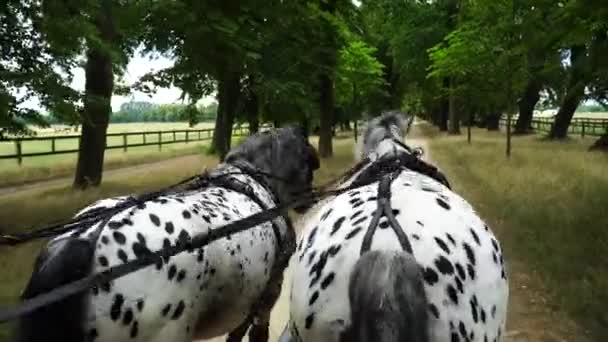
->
[281,112,509,342]
[17,126,320,342]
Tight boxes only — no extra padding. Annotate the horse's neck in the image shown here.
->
[342,138,410,189]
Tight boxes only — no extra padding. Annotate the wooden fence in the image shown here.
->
[0,125,271,165]
[499,116,608,137]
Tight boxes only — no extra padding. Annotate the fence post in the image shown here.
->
[581,121,585,138]
[15,139,22,166]
[51,138,56,153]
[123,134,127,152]
[186,131,189,143]
[198,131,201,140]
[158,132,162,150]
[143,132,147,145]
[173,130,176,142]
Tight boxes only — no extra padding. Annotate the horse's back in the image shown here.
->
[65,186,279,342]
[290,170,508,341]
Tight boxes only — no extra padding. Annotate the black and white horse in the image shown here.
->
[17,126,320,342]
[281,112,509,342]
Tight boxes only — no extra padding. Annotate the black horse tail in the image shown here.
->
[17,238,95,342]
[346,250,430,342]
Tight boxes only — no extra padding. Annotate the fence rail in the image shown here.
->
[499,116,608,137]
[0,125,271,165]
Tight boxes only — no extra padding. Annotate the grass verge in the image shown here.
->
[423,123,608,340]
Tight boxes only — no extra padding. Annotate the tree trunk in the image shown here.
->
[550,46,586,139]
[448,81,460,134]
[317,0,337,158]
[514,77,542,134]
[486,112,501,130]
[245,89,259,135]
[439,78,449,131]
[73,3,115,189]
[212,72,241,161]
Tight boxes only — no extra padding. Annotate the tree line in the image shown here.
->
[110,101,218,124]
[1,0,607,188]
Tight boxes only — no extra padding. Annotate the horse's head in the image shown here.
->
[225,126,320,213]
[356,110,414,161]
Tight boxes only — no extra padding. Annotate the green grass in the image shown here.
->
[424,124,608,340]
[0,134,356,341]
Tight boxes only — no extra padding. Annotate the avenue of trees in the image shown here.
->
[1,0,607,188]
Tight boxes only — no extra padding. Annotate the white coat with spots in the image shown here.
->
[282,113,509,342]
[17,127,320,342]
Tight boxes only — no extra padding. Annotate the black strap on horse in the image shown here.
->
[360,171,413,256]
[357,149,451,257]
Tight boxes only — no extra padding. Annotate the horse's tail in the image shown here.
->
[347,250,429,342]
[17,238,95,342]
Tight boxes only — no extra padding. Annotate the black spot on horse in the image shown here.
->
[110,294,124,321]
[367,196,378,202]
[435,256,454,275]
[352,200,364,209]
[446,233,456,246]
[434,237,451,254]
[117,249,128,263]
[491,305,497,318]
[130,321,138,338]
[416,220,424,227]
[379,220,390,229]
[112,231,127,245]
[101,282,111,293]
[178,229,192,249]
[165,222,175,234]
[202,215,211,223]
[162,304,172,316]
[455,277,464,293]
[350,210,364,221]
[412,234,421,240]
[305,313,314,329]
[351,216,367,226]
[108,221,123,229]
[182,210,192,219]
[470,300,479,323]
[331,218,346,236]
[309,291,319,305]
[451,332,460,342]
[429,303,440,319]
[137,299,144,312]
[455,263,466,280]
[423,267,439,286]
[470,228,481,246]
[481,308,486,323]
[133,242,151,259]
[458,321,467,339]
[327,244,341,257]
[321,272,335,290]
[307,250,317,266]
[168,264,177,281]
[309,251,329,288]
[98,256,108,267]
[436,197,451,210]
[101,236,109,244]
[463,243,476,265]
[320,209,333,221]
[177,269,187,282]
[149,214,161,227]
[345,227,362,240]
[172,300,185,320]
[467,264,476,280]
[123,309,133,325]
[491,238,499,252]
[446,284,458,304]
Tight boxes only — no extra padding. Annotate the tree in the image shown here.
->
[335,40,386,125]
[0,0,79,136]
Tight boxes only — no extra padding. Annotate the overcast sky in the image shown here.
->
[20,49,217,113]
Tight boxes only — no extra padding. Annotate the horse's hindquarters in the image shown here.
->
[289,170,509,342]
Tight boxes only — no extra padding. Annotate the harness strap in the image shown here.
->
[360,171,413,256]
